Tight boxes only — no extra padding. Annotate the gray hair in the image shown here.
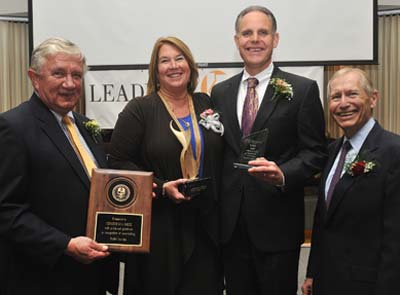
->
[327,67,375,98]
[235,5,277,34]
[30,37,87,73]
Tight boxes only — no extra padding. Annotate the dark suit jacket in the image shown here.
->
[210,66,327,251]
[0,241,9,295]
[108,92,223,294]
[0,94,118,295]
[307,123,400,295]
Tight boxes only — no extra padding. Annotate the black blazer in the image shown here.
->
[210,66,327,251]
[307,123,400,295]
[0,94,117,295]
[108,92,224,293]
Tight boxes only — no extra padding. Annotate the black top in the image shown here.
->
[108,91,224,293]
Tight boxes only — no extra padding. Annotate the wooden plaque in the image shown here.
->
[86,168,153,253]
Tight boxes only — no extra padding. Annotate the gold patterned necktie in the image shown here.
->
[62,115,97,177]
[241,77,259,137]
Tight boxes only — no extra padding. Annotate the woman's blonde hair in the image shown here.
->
[147,36,198,95]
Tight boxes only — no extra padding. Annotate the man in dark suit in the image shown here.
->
[302,68,400,295]
[210,5,327,295]
[0,37,117,295]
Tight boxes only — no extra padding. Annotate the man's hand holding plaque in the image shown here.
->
[233,129,269,169]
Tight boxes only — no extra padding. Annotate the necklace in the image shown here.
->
[178,117,190,128]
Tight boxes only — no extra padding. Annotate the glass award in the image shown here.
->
[233,129,269,169]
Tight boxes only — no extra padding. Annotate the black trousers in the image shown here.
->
[124,224,222,295]
[222,214,300,295]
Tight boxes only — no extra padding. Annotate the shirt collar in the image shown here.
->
[345,118,376,153]
[241,63,274,85]
[50,109,75,124]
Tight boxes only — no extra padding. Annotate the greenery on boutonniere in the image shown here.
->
[84,119,102,143]
[198,108,224,136]
[345,156,376,176]
[269,78,293,101]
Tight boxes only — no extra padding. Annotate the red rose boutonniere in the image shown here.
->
[345,158,376,176]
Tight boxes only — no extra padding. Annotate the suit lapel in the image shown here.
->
[30,95,90,189]
[251,67,282,132]
[325,172,356,221]
[320,138,344,213]
[75,114,107,168]
[326,124,382,222]
[221,73,243,155]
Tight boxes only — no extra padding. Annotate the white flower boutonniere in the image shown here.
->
[199,109,224,136]
[84,119,102,143]
[269,78,293,100]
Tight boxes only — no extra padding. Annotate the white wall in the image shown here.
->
[1,0,399,16]
[0,0,27,15]
[379,0,400,5]
[31,0,375,65]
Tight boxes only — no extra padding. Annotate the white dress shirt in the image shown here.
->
[237,64,274,127]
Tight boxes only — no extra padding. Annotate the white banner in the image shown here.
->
[85,66,323,129]
[33,0,374,64]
